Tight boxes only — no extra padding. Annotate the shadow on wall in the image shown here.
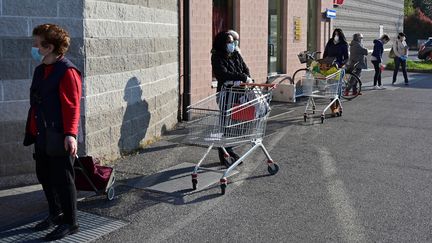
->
[118,77,151,156]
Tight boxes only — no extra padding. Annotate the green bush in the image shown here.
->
[386,59,432,71]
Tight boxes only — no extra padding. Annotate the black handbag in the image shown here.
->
[41,112,69,157]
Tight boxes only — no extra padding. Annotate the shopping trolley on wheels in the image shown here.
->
[185,83,279,195]
[301,69,345,123]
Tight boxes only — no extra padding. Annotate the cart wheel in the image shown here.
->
[107,186,115,201]
[339,110,342,116]
[267,163,280,175]
[321,116,324,123]
[303,114,307,122]
[192,179,198,190]
[220,184,226,195]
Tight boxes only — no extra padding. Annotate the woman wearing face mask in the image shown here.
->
[392,32,409,85]
[323,28,349,68]
[23,24,81,241]
[211,31,252,166]
[323,28,348,114]
[227,29,241,54]
[371,34,391,89]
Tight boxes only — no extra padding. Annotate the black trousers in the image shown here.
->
[393,57,409,83]
[371,61,382,86]
[34,147,77,225]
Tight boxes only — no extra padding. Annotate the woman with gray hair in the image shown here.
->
[345,33,368,96]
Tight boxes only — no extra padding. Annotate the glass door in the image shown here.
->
[268,0,282,76]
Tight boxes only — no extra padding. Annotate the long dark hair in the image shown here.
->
[212,31,230,55]
[331,28,347,44]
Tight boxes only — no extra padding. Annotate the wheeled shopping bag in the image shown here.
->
[74,156,116,200]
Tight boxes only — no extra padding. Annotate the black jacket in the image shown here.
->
[323,40,349,67]
[211,51,250,91]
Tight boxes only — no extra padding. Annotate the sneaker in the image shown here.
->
[405,82,409,86]
[45,224,79,241]
[352,91,358,96]
[343,90,349,96]
[392,81,396,85]
[34,214,63,231]
[378,85,385,89]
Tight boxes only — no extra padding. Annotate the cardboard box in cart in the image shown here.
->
[270,75,296,103]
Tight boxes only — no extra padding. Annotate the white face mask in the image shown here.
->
[334,35,340,43]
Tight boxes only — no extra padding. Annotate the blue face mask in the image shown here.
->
[31,47,44,62]
[226,43,235,53]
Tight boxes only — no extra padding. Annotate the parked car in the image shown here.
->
[418,38,432,60]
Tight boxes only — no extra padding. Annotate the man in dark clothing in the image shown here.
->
[345,33,369,96]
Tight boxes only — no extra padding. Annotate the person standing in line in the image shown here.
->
[227,29,241,54]
[323,28,348,114]
[323,28,349,68]
[23,24,82,241]
[371,34,390,89]
[345,33,368,96]
[392,32,410,85]
[211,31,253,166]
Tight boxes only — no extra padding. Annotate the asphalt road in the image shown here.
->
[75,72,432,242]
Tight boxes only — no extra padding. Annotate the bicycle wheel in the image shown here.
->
[292,68,309,98]
[341,71,361,100]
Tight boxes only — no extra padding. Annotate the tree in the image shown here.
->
[405,0,415,16]
[412,0,432,19]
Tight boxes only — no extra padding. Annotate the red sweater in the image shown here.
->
[29,65,82,137]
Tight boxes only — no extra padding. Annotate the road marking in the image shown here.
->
[317,146,367,242]
[268,110,295,120]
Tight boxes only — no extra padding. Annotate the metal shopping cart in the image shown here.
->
[185,83,279,195]
[301,69,345,123]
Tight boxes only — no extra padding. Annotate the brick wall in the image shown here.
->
[189,0,213,104]
[83,0,179,159]
[282,0,308,77]
[318,0,334,53]
[0,0,84,176]
[237,0,268,83]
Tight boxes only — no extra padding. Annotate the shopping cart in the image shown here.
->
[185,83,279,195]
[300,69,345,123]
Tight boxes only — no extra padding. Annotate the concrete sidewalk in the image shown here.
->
[0,71,425,241]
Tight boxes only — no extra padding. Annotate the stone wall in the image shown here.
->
[0,0,179,179]
[83,0,179,158]
[0,0,85,176]
[334,0,404,49]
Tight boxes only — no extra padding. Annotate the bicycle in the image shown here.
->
[291,51,362,101]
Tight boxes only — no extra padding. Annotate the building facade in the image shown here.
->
[0,0,404,181]
[0,0,179,178]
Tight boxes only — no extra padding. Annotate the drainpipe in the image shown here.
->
[182,0,191,121]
